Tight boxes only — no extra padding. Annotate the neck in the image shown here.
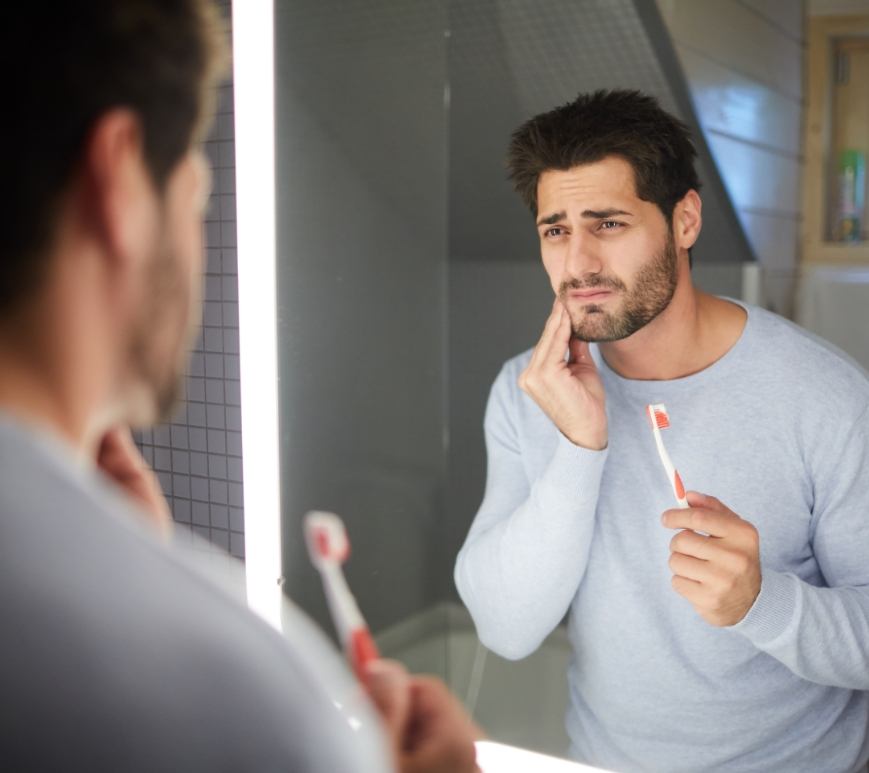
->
[598,280,746,381]
[0,266,125,461]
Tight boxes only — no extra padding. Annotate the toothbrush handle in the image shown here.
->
[350,628,380,681]
[674,470,689,509]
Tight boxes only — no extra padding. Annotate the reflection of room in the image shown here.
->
[143,0,869,761]
[268,0,811,759]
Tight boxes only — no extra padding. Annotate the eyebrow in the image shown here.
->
[535,208,633,226]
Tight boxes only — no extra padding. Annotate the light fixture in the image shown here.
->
[231,0,282,631]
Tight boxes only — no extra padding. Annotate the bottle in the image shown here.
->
[837,149,865,242]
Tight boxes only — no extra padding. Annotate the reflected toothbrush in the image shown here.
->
[646,403,689,509]
[303,511,380,681]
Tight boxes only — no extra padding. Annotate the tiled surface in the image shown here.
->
[137,0,244,558]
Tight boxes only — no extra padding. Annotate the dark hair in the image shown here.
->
[506,90,701,221]
[0,1,228,312]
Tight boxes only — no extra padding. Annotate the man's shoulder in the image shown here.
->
[0,419,390,772]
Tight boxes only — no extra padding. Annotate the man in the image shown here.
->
[0,3,478,771]
[455,90,869,772]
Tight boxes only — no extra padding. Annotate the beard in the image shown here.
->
[127,228,199,426]
[560,230,679,342]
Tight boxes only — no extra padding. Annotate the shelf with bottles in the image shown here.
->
[803,13,869,264]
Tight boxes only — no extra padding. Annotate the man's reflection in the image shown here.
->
[456,89,869,773]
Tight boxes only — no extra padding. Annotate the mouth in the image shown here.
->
[567,290,614,302]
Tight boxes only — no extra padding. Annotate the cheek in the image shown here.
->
[173,213,205,285]
[540,247,563,290]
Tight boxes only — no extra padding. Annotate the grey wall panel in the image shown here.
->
[274,0,448,635]
[674,45,803,155]
[740,211,802,273]
[658,0,803,98]
[741,0,806,40]
[706,133,801,213]
[442,261,553,598]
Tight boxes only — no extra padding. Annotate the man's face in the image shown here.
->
[128,150,211,424]
[536,156,680,342]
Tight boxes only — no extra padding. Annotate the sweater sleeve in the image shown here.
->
[453,363,607,660]
[730,403,869,689]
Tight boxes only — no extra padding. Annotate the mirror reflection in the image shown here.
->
[162,0,869,769]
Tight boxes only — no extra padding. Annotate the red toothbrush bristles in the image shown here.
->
[314,527,330,557]
[313,527,350,562]
[653,409,670,429]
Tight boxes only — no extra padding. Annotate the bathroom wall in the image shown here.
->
[657,0,806,316]
[272,0,449,635]
[136,0,245,559]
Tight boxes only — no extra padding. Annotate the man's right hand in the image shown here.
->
[518,299,607,450]
[365,660,481,773]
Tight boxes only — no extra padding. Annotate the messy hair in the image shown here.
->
[506,89,701,222]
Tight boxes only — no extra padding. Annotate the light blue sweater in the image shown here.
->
[455,303,869,773]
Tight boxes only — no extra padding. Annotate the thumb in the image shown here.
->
[363,659,411,745]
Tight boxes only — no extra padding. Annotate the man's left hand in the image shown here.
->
[662,491,761,627]
[97,426,173,539]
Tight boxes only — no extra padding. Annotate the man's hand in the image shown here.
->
[97,427,172,539]
[662,491,761,627]
[518,299,607,450]
[365,659,482,773]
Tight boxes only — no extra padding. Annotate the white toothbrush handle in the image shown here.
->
[651,425,689,509]
[319,564,366,648]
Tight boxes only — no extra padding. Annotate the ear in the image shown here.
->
[81,109,156,271]
[672,189,702,253]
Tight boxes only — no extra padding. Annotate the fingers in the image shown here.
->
[661,496,738,538]
[364,659,411,749]
[525,299,571,376]
[97,427,140,472]
[400,676,482,773]
[567,337,588,365]
[664,492,763,627]
[96,425,172,537]
[669,528,714,560]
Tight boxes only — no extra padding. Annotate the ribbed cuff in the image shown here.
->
[728,569,799,647]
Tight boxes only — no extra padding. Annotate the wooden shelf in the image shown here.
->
[802,14,869,266]
[804,243,869,265]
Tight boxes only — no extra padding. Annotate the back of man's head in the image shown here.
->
[506,89,701,223]
[0,2,226,315]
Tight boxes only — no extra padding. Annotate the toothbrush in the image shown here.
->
[646,403,689,509]
[303,511,380,681]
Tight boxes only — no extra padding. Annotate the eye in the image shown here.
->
[543,226,567,239]
[598,220,624,231]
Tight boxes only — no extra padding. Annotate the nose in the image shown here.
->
[563,230,603,281]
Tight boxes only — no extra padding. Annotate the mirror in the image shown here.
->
[267,0,810,761]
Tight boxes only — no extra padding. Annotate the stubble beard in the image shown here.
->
[561,230,679,343]
[128,232,198,426]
